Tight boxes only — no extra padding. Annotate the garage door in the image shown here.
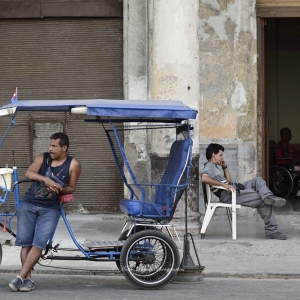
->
[0,17,124,213]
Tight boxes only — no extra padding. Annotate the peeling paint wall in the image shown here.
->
[124,0,259,226]
[199,0,257,174]
[151,0,201,233]
[198,0,258,219]
[124,0,201,233]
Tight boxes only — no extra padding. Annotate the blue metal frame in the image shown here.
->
[0,167,20,234]
[0,98,197,263]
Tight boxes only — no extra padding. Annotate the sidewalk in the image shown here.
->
[1,212,300,278]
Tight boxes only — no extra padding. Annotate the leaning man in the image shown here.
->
[9,132,81,292]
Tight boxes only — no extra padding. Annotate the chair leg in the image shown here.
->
[232,208,237,240]
[201,205,217,234]
[226,207,232,232]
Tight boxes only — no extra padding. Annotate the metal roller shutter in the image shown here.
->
[0,17,124,213]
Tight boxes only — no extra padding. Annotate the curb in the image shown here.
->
[1,266,300,279]
[0,267,122,276]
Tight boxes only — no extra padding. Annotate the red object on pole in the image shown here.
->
[2,219,7,232]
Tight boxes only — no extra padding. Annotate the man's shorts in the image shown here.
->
[15,201,61,250]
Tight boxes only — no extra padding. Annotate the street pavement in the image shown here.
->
[0,211,300,280]
[0,273,299,299]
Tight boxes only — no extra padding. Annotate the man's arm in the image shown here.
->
[60,158,81,195]
[221,159,232,182]
[25,153,57,191]
[201,173,234,192]
[280,140,300,158]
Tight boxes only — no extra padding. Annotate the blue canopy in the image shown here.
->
[0,99,197,122]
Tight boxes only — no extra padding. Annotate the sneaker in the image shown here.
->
[9,276,23,292]
[19,279,35,292]
[264,195,286,207]
[266,231,287,240]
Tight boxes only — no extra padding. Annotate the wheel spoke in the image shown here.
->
[120,230,180,289]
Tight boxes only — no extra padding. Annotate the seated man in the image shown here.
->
[9,132,81,292]
[277,127,300,195]
[277,127,300,165]
[201,143,287,240]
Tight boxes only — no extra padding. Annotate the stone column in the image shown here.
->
[124,0,201,235]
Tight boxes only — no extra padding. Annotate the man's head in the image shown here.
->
[50,132,69,150]
[206,143,225,164]
[49,132,69,160]
[280,128,292,140]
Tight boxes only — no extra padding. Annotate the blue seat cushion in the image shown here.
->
[119,199,166,216]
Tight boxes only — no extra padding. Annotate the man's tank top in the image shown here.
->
[22,153,73,210]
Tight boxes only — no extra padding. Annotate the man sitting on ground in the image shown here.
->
[201,143,287,240]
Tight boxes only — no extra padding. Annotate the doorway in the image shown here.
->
[265,18,300,213]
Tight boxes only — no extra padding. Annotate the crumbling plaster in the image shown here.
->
[151,0,200,145]
[199,0,257,181]
[124,0,260,227]
[124,0,201,233]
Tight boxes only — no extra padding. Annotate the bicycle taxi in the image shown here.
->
[0,98,198,289]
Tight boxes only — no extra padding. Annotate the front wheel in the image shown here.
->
[0,242,2,265]
[120,230,180,290]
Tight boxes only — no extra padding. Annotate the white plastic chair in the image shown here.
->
[200,183,241,240]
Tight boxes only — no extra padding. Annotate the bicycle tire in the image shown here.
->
[120,229,180,290]
[116,225,155,272]
[269,166,293,198]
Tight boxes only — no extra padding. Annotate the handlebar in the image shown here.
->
[11,179,33,192]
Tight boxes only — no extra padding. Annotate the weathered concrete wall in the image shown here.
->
[151,1,201,233]
[124,0,259,227]
[123,0,150,197]
[198,0,258,219]
[199,0,257,145]
[124,0,201,233]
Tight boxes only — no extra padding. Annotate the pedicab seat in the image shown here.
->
[119,138,192,222]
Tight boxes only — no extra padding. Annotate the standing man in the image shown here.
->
[201,143,287,240]
[9,132,81,292]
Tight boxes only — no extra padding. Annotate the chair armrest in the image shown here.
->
[211,185,235,193]
[211,185,237,207]
[277,156,293,160]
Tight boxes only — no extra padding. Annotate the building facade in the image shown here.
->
[125,0,300,227]
[1,1,298,229]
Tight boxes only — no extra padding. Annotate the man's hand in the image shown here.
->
[44,177,63,195]
[221,159,227,168]
[221,182,235,193]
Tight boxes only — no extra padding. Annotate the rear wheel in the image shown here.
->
[116,225,153,272]
[269,166,293,198]
[0,242,2,265]
[120,230,180,290]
